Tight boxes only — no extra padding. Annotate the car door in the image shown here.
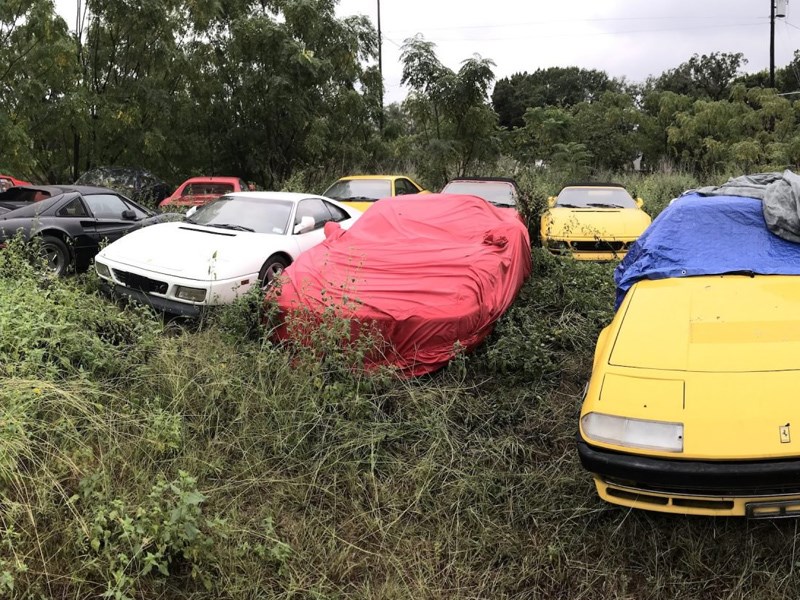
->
[293,198,337,253]
[52,196,99,253]
[82,193,143,245]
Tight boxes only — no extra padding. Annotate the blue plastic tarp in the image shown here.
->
[614,193,800,308]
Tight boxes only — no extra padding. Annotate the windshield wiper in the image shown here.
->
[342,196,376,201]
[586,203,625,208]
[556,203,581,208]
[207,223,255,232]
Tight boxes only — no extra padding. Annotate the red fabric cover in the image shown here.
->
[274,194,532,376]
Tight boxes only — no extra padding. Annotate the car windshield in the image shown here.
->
[442,181,517,206]
[324,179,391,201]
[186,196,293,234]
[556,187,635,208]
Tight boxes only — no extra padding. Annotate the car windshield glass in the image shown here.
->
[186,196,293,234]
[323,179,391,201]
[442,181,517,206]
[556,187,635,208]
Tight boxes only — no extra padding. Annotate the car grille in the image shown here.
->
[113,269,168,294]
[604,476,800,498]
[570,240,628,252]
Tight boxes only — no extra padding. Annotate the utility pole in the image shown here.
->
[377,0,384,132]
[771,0,789,88]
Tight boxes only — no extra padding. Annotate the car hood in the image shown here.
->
[98,221,287,280]
[610,275,800,373]
[542,207,651,239]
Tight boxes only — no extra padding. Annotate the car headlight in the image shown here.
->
[581,412,683,453]
[175,285,207,302]
[95,261,111,278]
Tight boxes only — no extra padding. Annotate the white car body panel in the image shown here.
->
[94,192,358,310]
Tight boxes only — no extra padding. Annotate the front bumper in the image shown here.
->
[578,439,800,517]
[101,282,203,317]
[541,237,634,261]
[96,257,258,316]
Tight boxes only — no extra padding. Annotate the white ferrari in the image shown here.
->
[94,191,360,315]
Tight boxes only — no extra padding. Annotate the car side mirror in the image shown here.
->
[547,196,557,208]
[121,209,137,220]
[293,215,315,235]
[635,198,644,209]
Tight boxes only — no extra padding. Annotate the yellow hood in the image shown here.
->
[590,275,800,460]
[611,276,800,372]
[542,207,651,240]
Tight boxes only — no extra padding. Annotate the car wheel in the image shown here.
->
[39,235,71,276]
[258,255,290,290]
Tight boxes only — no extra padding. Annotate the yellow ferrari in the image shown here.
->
[579,193,800,517]
[540,184,651,260]
[322,175,427,212]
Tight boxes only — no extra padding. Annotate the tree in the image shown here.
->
[0,0,77,181]
[399,35,499,184]
[653,52,746,101]
[492,67,618,129]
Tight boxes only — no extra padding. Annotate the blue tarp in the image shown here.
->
[614,193,800,308]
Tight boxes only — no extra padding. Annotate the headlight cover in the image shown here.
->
[95,261,111,278]
[581,412,684,453]
[175,285,207,302]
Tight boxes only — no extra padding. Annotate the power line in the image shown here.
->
[420,22,764,43]
[383,15,770,35]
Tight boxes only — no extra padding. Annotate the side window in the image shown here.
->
[294,198,333,231]
[395,179,417,196]
[56,198,89,217]
[323,201,349,222]
[83,194,132,219]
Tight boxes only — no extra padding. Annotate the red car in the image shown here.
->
[0,174,32,193]
[159,176,249,208]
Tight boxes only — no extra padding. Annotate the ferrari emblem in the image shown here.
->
[780,424,791,443]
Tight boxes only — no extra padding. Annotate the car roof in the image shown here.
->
[223,191,325,202]
[0,184,119,196]
[560,182,627,191]
[446,177,519,185]
[180,176,241,185]
[337,175,407,182]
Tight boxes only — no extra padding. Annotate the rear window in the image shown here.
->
[183,183,234,196]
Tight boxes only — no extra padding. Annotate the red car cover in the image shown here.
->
[273,194,532,376]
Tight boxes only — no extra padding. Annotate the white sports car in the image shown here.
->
[94,191,360,315]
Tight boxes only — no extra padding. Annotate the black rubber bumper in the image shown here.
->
[101,282,203,318]
[577,437,800,495]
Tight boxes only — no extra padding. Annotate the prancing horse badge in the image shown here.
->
[780,424,791,443]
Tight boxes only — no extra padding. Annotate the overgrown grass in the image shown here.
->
[3,195,800,599]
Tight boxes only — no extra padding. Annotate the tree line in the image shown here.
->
[3,0,800,191]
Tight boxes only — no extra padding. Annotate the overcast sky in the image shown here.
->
[54,0,800,103]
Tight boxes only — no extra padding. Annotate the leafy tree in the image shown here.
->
[399,35,499,185]
[0,0,77,181]
[653,52,746,100]
[492,67,617,128]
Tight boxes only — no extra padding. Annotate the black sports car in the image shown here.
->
[0,185,178,275]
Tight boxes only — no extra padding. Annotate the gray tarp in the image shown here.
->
[690,170,800,243]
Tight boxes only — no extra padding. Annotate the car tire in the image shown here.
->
[258,255,290,290]
[39,235,71,276]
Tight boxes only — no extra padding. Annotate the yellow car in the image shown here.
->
[540,184,651,260]
[322,175,427,212]
[579,193,800,517]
